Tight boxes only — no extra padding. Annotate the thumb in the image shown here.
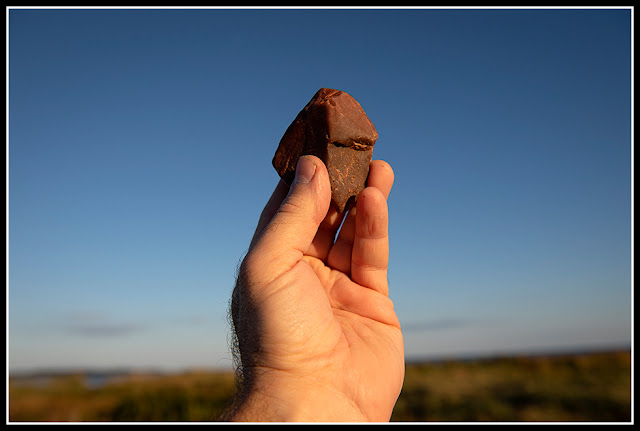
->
[248,155,331,279]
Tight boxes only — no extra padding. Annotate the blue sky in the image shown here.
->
[8,7,632,372]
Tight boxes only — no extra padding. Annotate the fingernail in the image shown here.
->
[294,156,316,184]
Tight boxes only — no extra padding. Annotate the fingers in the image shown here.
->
[326,160,394,274]
[304,206,344,260]
[365,159,395,199]
[248,158,394,291]
[350,186,390,296]
[247,155,331,284]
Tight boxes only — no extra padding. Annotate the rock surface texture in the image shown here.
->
[272,88,378,213]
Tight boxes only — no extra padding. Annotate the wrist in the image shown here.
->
[226,368,368,422]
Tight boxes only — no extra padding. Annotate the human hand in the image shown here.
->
[225,155,404,422]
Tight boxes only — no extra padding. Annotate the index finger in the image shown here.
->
[350,186,390,296]
[326,160,394,274]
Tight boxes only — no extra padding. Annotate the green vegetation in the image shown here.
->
[392,350,631,422]
[9,351,631,422]
[9,371,236,422]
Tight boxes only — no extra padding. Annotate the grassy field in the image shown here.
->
[8,350,631,422]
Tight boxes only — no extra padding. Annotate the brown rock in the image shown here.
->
[272,88,378,212]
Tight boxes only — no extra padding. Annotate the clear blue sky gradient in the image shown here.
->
[8,8,632,372]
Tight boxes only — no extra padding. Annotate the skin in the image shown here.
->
[224,156,404,422]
